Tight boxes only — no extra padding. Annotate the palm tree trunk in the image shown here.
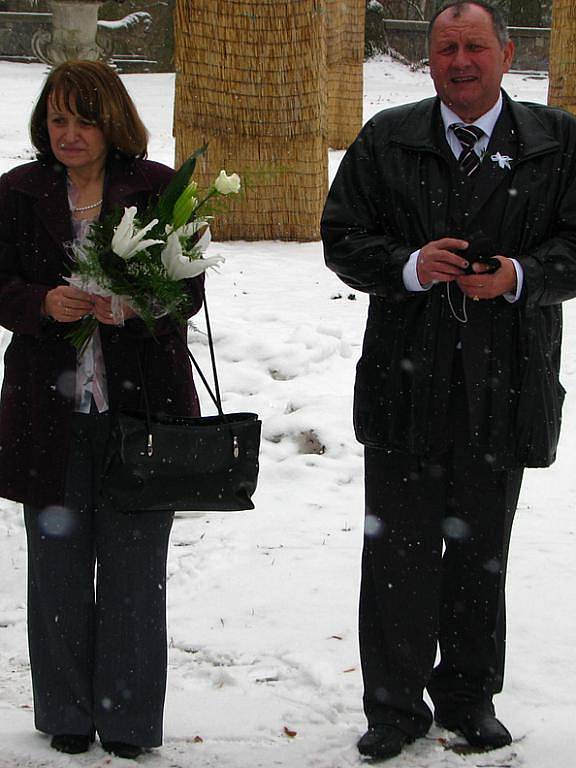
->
[173,0,327,241]
[548,0,576,114]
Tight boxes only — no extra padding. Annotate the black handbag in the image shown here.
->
[102,295,262,513]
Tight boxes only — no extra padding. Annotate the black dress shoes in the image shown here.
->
[436,709,512,749]
[102,741,145,760]
[357,725,414,760]
[51,734,92,754]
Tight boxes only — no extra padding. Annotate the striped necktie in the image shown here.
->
[451,124,484,177]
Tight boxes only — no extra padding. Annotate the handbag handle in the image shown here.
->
[134,287,227,455]
[187,286,223,415]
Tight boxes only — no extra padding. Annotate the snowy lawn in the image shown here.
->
[0,58,574,767]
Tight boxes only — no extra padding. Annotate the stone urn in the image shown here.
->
[32,0,106,64]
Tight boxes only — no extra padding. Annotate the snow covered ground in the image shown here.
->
[0,57,575,767]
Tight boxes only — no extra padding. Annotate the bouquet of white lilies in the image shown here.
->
[66,146,241,352]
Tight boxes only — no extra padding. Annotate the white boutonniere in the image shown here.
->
[490,152,513,170]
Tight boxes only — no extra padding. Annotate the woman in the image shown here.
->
[0,61,203,758]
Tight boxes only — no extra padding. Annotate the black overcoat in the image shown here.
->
[0,157,204,508]
[322,93,576,469]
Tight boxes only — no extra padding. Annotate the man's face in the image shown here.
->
[429,3,514,122]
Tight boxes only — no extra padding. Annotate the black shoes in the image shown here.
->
[50,734,143,759]
[51,734,92,754]
[357,725,414,760]
[102,741,144,760]
[436,709,512,750]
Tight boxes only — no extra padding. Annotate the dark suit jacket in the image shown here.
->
[0,156,204,507]
[322,92,576,469]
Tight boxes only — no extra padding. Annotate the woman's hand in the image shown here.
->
[92,295,138,325]
[43,285,94,323]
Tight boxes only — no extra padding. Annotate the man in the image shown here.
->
[322,1,576,761]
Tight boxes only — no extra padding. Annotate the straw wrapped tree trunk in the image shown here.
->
[548,0,576,114]
[327,0,365,149]
[173,0,327,241]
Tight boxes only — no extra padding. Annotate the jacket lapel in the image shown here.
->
[389,97,445,157]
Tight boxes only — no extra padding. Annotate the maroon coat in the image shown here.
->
[0,157,203,508]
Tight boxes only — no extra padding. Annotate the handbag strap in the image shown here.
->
[183,286,224,416]
[134,286,227,439]
[201,286,222,410]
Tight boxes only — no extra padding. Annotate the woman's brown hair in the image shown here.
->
[30,60,148,161]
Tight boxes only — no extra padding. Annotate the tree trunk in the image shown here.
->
[173,0,327,241]
[548,0,576,115]
[327,0,365,149]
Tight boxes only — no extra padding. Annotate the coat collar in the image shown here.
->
[100,155,158,216]
[389,90,561,161]
[11,156,156,199]
[10,156,157,250]
[11,161,73,249]
[387,91,561,232]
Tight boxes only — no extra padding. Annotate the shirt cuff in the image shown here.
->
[503,259,523,303]
[403,249,433,292]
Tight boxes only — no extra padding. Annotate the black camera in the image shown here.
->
[457,234,501,275]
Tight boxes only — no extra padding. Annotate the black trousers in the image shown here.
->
[360,393,523,737]
[24,413,174,747]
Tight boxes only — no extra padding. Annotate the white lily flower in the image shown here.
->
[214,170,241,195]
[112,206,163,260]
[161,229,223,280]
[164,221,211,252]
[177,221,212,254]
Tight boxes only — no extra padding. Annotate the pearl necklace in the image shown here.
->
[73,199,103,213]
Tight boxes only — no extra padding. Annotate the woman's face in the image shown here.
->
[47,94,108,175]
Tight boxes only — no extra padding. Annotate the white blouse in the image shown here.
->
[68,186,109,414]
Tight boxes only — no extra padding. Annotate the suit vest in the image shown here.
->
[431,104,521,454]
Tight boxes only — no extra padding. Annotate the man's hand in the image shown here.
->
[456,256,517,300]
[417,238,470,285]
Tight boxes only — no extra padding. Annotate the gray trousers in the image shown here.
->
[24,412,174,747]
